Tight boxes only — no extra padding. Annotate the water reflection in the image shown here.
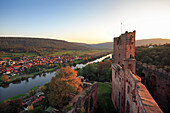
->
[25,78,29,83]
[72,54,112,69]
[43,73,46,77]
[12,80,21,84]
[0,71,56,101]
[1,83,9,88]
[0,54,111,102]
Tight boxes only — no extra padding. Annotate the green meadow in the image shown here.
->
[95,82,117,113]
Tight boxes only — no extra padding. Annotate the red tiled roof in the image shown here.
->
[32,96,45,104]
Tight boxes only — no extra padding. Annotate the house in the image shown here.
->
[149,45,154,48]
[13,65,21,70]
[32,96,45,105]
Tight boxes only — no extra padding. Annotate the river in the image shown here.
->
[0,54,112,102]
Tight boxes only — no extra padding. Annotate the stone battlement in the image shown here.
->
[68,82,98,113]
[136,61,170,77]
[112,63,163,113]
[136,61,170,112]
[112,31,163,113]
[136,82,163,113]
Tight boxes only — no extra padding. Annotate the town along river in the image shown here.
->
[0,54,112,102]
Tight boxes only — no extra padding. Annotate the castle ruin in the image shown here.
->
[112,31,163,113]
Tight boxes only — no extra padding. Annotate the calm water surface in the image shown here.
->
[0,54,112,101]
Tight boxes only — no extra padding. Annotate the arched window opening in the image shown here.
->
[126,101,130,113]
[141,73,145,84]
[127,86,130,94]
[151,75,157,87]
[130,54,134,59]
[122,64,124,70]
[128,64,132,70]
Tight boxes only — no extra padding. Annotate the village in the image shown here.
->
[0,54,81,82]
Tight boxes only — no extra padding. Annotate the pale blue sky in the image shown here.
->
[0,0,170,43]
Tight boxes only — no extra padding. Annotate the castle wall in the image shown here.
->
[113,31,135,65]
[112,64,125,113]
[112,64,163,113]
[112,31,163,113]
[68,82,98,113]
[136,61,170,113]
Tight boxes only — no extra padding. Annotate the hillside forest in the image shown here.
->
[135,44,170,72]
[0,37,90,55]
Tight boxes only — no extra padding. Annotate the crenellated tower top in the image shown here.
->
[113,30,136,73]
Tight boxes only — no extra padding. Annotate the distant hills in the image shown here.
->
[74,38,170,50]
[135,38,170,46]
[0,37,90,53]
[72,42,113,50]
[0,37,169,53]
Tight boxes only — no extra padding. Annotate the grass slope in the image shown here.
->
[95,82,117,113]
[0,94,25,103]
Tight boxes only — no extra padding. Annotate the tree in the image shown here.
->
[0,99,23,113]
[1,75,9,82]
[82,63,97,81]
[42,66,83,107]
[97,60,112,82]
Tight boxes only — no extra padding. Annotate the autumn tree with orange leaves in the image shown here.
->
[1,75,9,82]
[42,66,82,107]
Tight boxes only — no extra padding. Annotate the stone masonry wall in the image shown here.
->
[112,63,163,113]
[112,31,163,113]
[113,31,136,65]
[136,61,170,113]
[68,82,98,113]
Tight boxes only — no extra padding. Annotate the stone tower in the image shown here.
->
[112,31,163,113]
[113,31,136,64]
[113,30,136,73]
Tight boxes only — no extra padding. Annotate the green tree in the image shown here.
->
[97,60,112,82]
[82,63,97,81]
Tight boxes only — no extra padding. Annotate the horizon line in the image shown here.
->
[0,36,169,44]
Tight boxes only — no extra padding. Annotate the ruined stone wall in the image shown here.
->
[113,31,136,65]
[136,61,170,113]
[112,64,125,113]
[112,31,163,113]
[68,83,98,113]
[112,64,163,113]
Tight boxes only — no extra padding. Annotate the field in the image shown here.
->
[95,82,117,113]
[47,50,109,56]
[0,52,36,58]
[0,50,110,58]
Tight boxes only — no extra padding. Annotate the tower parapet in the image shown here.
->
[113,30,136,65]
[112,31,163,113]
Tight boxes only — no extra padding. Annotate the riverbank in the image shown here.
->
[0,53,111,87]
[0,85,40,103]
[0,67,58,87]
[0,54,112,102]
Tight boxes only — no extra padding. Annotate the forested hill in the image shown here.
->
[136,44,170,72]
[136,38,170,46]
[72,42,112,50]
[0,37,90,53]
[73,38,170,50]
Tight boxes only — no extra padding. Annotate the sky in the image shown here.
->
[0,0,170,44]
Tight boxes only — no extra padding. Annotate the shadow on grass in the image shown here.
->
[94,82,118,113]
